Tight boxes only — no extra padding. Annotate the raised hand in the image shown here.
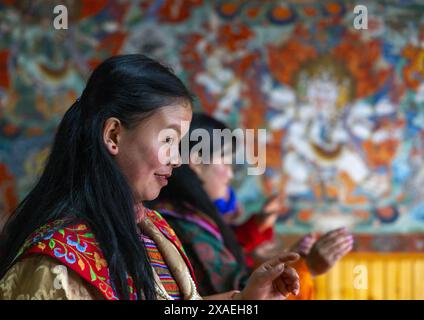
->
[305,228,353,276]
[255,194,287,232]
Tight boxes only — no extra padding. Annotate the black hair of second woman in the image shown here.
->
[150,112,247,270]
[0,54,193,300]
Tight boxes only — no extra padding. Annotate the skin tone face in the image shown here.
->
[190,151,234,201]
[103,103,192,203]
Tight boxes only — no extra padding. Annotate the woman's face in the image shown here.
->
[191,151,234,201]
[105,104,192,202]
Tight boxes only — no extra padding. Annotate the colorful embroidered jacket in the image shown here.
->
[12,209,195,300]
[154,202,315,300]
[155,202,251,296]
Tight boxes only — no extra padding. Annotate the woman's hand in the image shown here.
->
[289,233,317,257]
[238,252,300,300]
[305,228,353,276]
[255,194,286,232]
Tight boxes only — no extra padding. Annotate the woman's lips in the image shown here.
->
[154,174,169,186]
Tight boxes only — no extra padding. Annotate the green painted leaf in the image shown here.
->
[90,268,97,281]
[49,239,55,249]
[58,229,65,237]
[83,233,94,238]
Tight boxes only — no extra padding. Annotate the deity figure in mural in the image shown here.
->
[264,52,405,229]
[282,57,369,203]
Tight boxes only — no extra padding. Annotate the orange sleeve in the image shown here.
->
[288,258,315,300]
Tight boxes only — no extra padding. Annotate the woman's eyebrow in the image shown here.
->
[166,124,182,134]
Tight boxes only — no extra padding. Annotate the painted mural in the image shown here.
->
[0,0,423,239]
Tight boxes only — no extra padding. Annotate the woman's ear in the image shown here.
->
[103,117,122,156]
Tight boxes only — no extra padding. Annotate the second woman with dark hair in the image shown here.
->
[150,112,353,299]
[0,55,301,300]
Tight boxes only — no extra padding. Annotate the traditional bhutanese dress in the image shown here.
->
[154,202,315,300]
[0,209,202,300]
[156,203,250,296]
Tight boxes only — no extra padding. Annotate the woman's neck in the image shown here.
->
[135,203,146,224]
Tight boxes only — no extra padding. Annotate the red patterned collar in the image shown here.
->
[16,209,196,300]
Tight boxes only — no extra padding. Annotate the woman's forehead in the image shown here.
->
[156,104,192,124]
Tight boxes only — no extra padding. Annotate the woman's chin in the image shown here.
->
[143,188,161,202]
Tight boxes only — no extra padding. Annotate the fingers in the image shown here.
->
[254,252,300,283]
[325,234,354,252]
[267,252,300,267]
[266,193,279,204]
[273,267,300,298]
[262,194,279,211]
[262,193,285,215]
[281,266,300,296]
[323,227,349,240]
[274,277,290,298]
[312,231,353,266]
[317,228,351,248]
[330,241,353,261]
[256,212,279,232]
[263,213,279,227]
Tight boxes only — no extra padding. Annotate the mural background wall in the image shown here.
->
[0,0,423,251]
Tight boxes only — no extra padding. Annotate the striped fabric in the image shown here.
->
[140,233,182,299]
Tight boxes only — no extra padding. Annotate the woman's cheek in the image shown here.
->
[150,144,166,169]
[207,168,230,198]
[214,165,230,182]
[129,145,158,193]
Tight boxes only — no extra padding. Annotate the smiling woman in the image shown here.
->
[106,104,192,201]
[0,54,195,300]
[0,54,301,300]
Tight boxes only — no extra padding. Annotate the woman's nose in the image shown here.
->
[227,165,234,180]
[170,152,182,168]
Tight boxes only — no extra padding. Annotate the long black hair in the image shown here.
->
[0,54,193,300]
[152,113,246,268]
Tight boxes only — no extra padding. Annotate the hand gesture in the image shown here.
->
[305,228,353,276]
[240,252,300,300]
